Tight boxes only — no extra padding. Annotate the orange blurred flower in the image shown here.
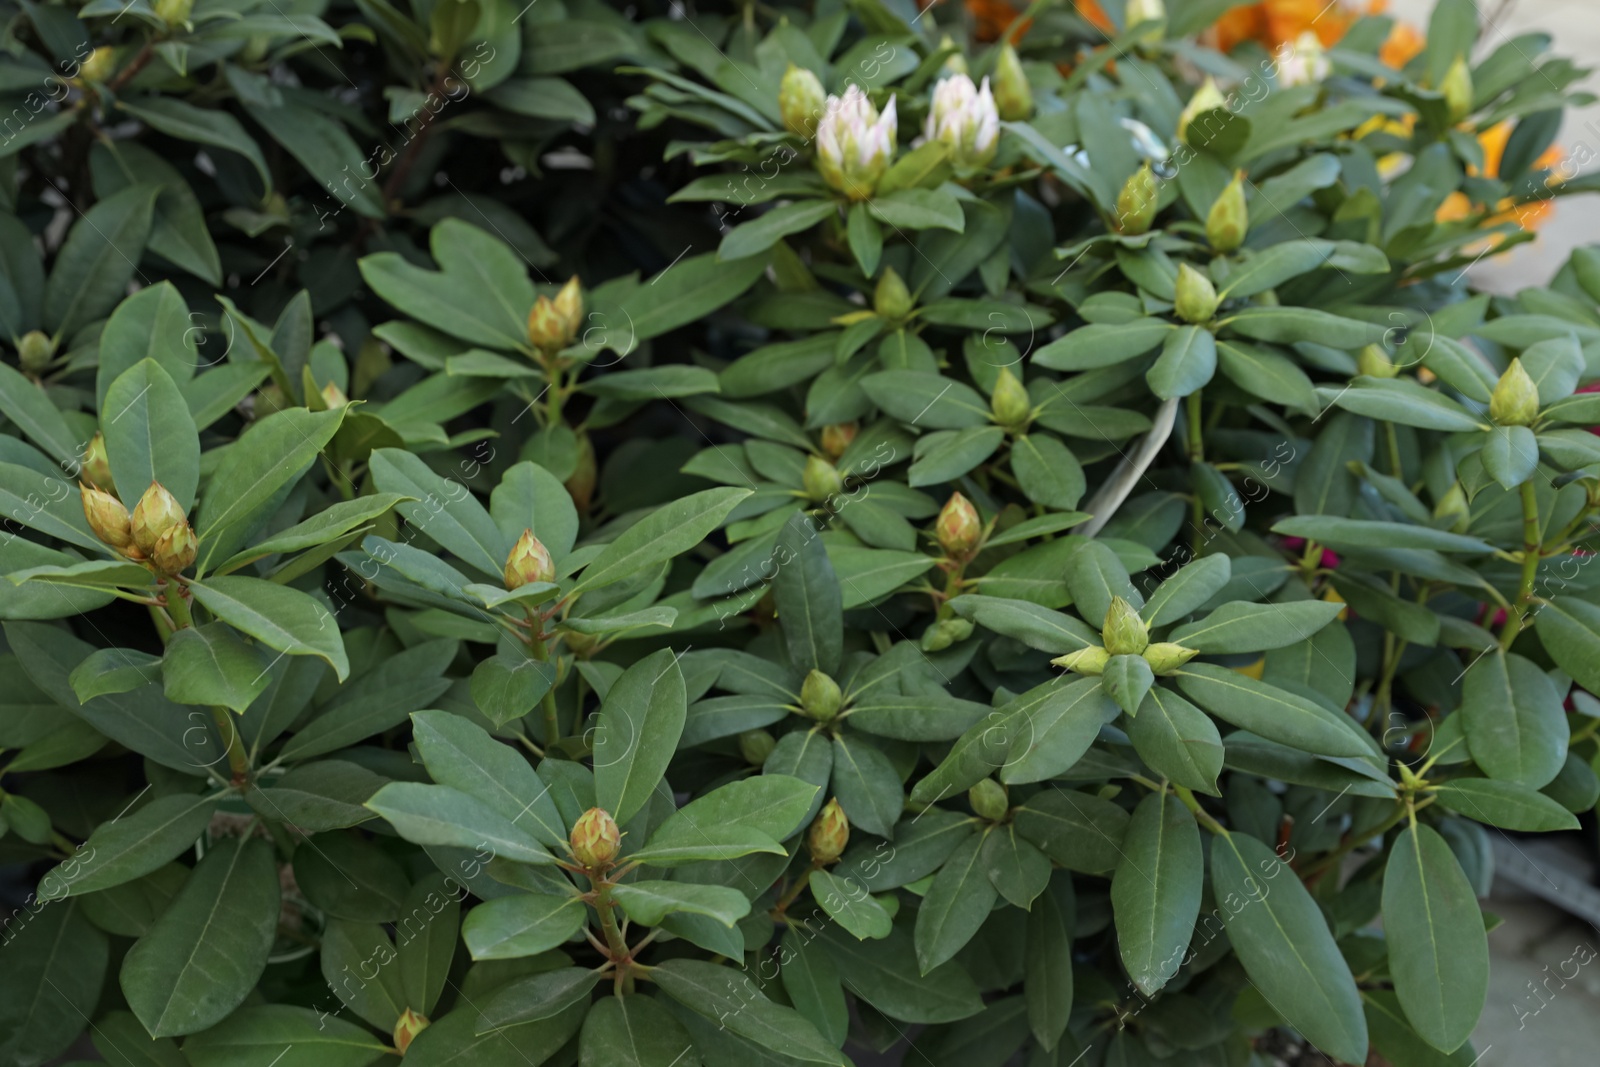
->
[1434,121,1567,242]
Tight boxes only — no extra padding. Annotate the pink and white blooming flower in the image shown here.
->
[816,84,898,200]
[924,73,999,173]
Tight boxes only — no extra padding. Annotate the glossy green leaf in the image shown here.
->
[1112,791,1203,996]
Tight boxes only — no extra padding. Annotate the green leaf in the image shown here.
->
[915,830,998,974]
[1025,874,1074,1051]
[103,359,200,510]
[118,96,271,190]
[652,959,847,1065]
[781,928,849,1046]
[1112,791,1203,996]
[38,792,217,899]
[189,576,349,680]
[1461,651,1567,789]
[359,254,526,350]
[90,142,221,287]
[1215,340,1319,411]
[247,761,384,832]
[214,494,411,574]
[1169,600,1344,654]
[43,184,159,338]
[398,873,459,1015]
[0,361,78,466]
[1063,538,1140,626]
[1102,653,1155,717]
[1176,663,1372,758]
[0,901,107,1067]
[815,922,982,1023]
[1147,324,1217,399]
[196,406,347,568]
[908,425,1005,485]
[980,823,1052,908]
[1032,320,1173,371]
[594,648,688,824]
[1211,832,1367,1064]
[162,622,273,712]
[578,995,698,1067]
[370,448,507,577]
[1430,777,1580,831]
[1142,554,1231,626]
[1534,597,1600,695]
[1324,376,1486,432]
[1223,305,1386,348]
[1383,824,1488,1052]
[869,187,965,231]
[1128,687,1225,794]
[1000,676,1120,784]
[1272,515,1492,554]
[321,921,405,1030]
[604,250,769,345]
[575,487,751,593]
[411,710,567,847]
[365,782,557,865]
[121,836,280,1037]
[612,880,752,927]
[948,595,1099,653]
[811,868,894,939]
[720,200,837,259]
[471,653,558,728]
[461,892,586,959]
[831,732,903,837]
[1482,424,1539,489]
[181,1005,389,1067]
[773,512,843,676]
[246,101,385,219]
[477,967,601,1032]
[1010,434,1086,510]
[860,371,990,430]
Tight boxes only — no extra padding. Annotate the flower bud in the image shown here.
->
[968,778,1009,821]
[992,44,1032,121]
[1206,174,1248,253]
[1101,597,1149,656]
[569,807,621,869]
[1052,645,1110,675]
[936,492,982,559]
[873,267,913,321]
[552,276,583,337]
[1141,642,1198,675]
[815,85,897,200]
[1357,343,1398,379]
[321,381,349,408]
[81,433,113,490]
[566,431,596,512]
[154,0,193,26]
[17,330,53,374]
[739,728,776,765]
[1440,55,1473,124]
[1489,358,1539,427]
[925,73,1000,173]
[921,616,973,651]
[802,454,844,502]
[78,46,116,85]
[393,1008,429,1054]
[526,296,567,352]
[800,669,842,722]
[1174,263,1218,324]
[819,422,857,460]
[81,485,133,549]
[989,367,1032,431]
[1116,162,1159,236]
[780,64,827,139]
[151,520,197,576]
[130,482,185,556]
[1277,31,1331,88]
[1177,77,1226,146]
[1434,482,1471,533]
[504,529,554,589]
[940,37,968,76]
[808,797,849,864]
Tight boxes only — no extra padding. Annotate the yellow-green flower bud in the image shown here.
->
[1177,77,1226,146]
[873,267,913,321]
[566,431,596,513]
[1357,344,1398,379]
[1489,358,1540,427]
[739,729,776,765]
[936,492,982,559]
[320,381,349,408]
[800,669,842,722]
[551,276,582,336]
[921,616,973,651]
[968,778,1009,821]
[504,529,554,589]
[1052,645,1110,675]
[569,807,622,869]
[1141,642,1198,675]
[1440,55,1473,124]
[803,455,844,503]
[153,0,192,26]
[17,330,53,374]
[780,64,827,139]
[1206,174,1248,253]
[990,367,1033,431]
[1174,264,1218,324]
[78,46,116,85]
[151,520,197,576]
[1116,163,1159,236]
[940,36,968,76]
[1434,482,1471,533]
[81,433,113,491]
[815,85,897,200]
[819,422,857,460]
[1101,597,1149,656]
[130,482,185,556]
[393,1008,430,1054]
[808,797,849,863]
[526,295,567,352]
[992,44,1032,121]
[81,485,133,549]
